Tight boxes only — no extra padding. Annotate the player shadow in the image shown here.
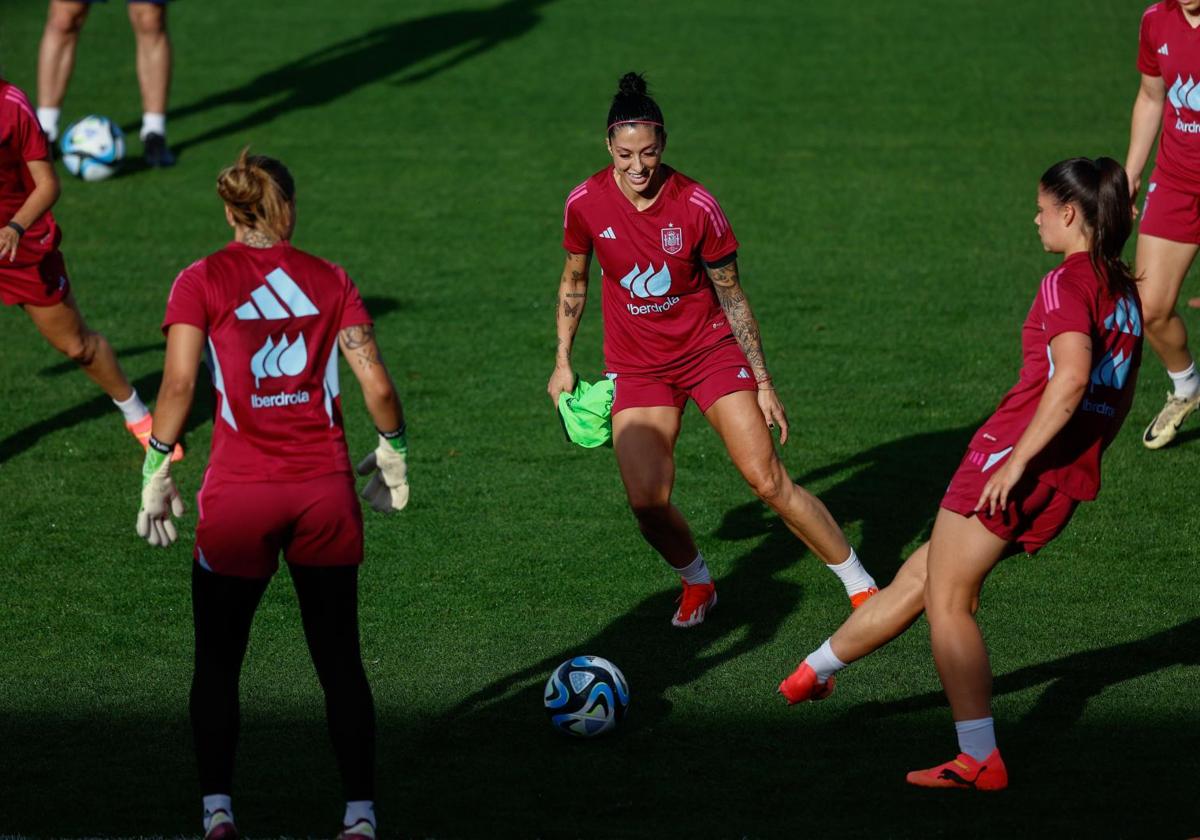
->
[166,0,556,158]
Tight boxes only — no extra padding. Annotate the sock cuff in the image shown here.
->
[953,716,994,734]
[1168,362,1197,380]
[827,548,859,571]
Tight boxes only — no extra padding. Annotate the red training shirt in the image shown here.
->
[563,165,740,376]
[164,241,372,482]
[0,81,58,262]
[1138,1,1200,191]
[968,253,1144,501]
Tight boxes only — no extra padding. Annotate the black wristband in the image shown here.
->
[378,422,407,440]
[147,434,174,455]
[6,221,25,237]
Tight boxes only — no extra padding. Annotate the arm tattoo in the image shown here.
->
[708,261,769,378]
[340,324,383,371]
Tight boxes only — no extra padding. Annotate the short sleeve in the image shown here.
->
[690,186,739,264]
[1137,5,1160,76]
[9,90,49,163]
[337,266,372,329]
[562,182,593,255]
[1042,271,1094,341]
[163,260,209,334]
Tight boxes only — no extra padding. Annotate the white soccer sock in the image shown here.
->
[804,638,847,684]
[140,111,166,140]
[954,717,997,762]
[344,800,376,829]
[675,552,712,585]
[825,548,876,597]
[1168,362,1200,399]
[113,389,150,423]
[37,107,60,143]
[202,794,233,830]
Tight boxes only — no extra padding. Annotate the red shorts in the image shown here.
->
[1139,171,1200,244]
[194,471,363,579]
[0,248,70,307]
[609,341,757,414]
[940,447,1079,554]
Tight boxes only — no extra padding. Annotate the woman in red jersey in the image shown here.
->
[1126,0,1200,448]
[0,76,173,453]
[547,73,875,627]
[778,158,1143,792]
[136,150,408,840]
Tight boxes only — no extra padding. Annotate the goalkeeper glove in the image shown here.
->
[136,437,186,547]
[357,429,408,513]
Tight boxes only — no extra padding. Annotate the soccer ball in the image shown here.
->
[543,655,629,737]
[60,115,125,182]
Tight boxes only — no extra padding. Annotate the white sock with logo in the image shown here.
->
[1168,362,1200,399]
[344,800,376,829]
[113,388,150,423]
[140,111,166,140]
[675,552,711,585]
[37,107,60,143]
[954,717,997,762]
[804,638,847,684]
[825,548,876,597]
[202,794,233,830]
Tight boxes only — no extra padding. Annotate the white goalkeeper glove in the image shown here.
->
[136,438,186,547]
[357,429,408,513]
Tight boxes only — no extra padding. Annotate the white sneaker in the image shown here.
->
[1143,392,1200,449]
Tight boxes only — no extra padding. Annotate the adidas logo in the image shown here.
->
[598,226,617,239]
[250,332,308,387]
[737,368,750,380]
[1159,43,1169,56]
[619,263,671,299]
[234,268,319,320]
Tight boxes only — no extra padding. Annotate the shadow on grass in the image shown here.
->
[37,341,165,378]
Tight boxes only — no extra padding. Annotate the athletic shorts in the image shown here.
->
[1139,171,1200,245]
[0,248,70,307]
[609,341,757,415]
[940,447,1079,555]
[194,472,363,579]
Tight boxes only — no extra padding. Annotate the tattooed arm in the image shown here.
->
[706,257,791,443]
[547,251,590,403]
[339,322,405,433]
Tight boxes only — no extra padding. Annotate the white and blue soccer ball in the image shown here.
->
[543,655,629,737]
[60,115,125,182]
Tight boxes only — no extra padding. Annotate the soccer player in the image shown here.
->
[778,158,1143,791]
[1126,0,1200,447]
[0,76,174,454]
[547,73,875,628]
[135,150,408,839]
[37,0,175,166]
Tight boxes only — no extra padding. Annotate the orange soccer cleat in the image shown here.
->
[778,661,835,704]
[905,749,1008,791]
[126,415,184,461]
[672,580,717,628]
[849,586,879,610]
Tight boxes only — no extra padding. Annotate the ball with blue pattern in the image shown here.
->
[60,116,125,182]
[543,655,629,737]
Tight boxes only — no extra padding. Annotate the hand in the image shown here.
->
[974,457,1026,517]
[136,448,186,547]
[547,364,575,405]
[0,226,19,262]
[1127,170,1141,219]
[756,387,790,445]
[357,434,409,513]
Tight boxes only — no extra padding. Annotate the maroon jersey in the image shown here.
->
[164,241,372,483]
[1138,1,1200,191]
[563,166,740,375]
[969,253,1144,501]
[0,81,58,261]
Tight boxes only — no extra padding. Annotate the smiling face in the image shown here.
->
[606,123,666,198]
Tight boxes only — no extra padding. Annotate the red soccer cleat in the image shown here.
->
[126,415,184,461]
[905,749,1008,791]
[337,820,376,840]
[849,586,879,610]
[672,580,717,628]
[204,810,239,840]
[778,661,835,704]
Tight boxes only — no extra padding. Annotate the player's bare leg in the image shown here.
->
[128,1,175,166]
[613,406,715,627]
[36,0,90,142]
[24,293,134,401]
[1136,234,1200,447]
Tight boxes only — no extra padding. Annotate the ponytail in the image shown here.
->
[216,147,296,242]
[1039,157,1138,297]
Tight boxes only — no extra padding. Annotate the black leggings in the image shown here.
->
[190,563,376,800]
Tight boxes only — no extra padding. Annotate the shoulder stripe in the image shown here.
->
[564,185,589,229]
[1041,267,1064,312]
[3,88,36,121]
[689,189,729,237]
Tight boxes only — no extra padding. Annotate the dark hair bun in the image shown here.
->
[617,72,647,97]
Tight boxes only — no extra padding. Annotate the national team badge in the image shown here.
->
[661,225,683,255]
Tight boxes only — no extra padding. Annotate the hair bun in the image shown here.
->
[617,72,647,97]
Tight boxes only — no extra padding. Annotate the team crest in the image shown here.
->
[661,226,683,255]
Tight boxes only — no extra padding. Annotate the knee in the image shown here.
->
[60,330,100,366]
[743,459,787,504]
[46,3,88,36]
[628,495,672,526]
[1141,299,1175,332]
[128,5,166,37]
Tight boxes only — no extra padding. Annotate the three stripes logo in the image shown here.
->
[619,263,672,298]
[1168,74,1200,111]
[1159,43,1169,56]
[234,268,319,320]
[598,226,617,239]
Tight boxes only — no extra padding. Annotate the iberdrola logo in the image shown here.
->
[250,333,308,387]
[619,263,671,299]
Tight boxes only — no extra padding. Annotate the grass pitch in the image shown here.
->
[0,0,1197,836]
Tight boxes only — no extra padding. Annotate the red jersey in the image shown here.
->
[1138,1,1200,191]
[164,241,372,483]
[563,166,740,375]
[0,81,58,261]
[969,253,1144,501]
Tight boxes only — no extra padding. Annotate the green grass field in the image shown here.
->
[1,0,1198,836]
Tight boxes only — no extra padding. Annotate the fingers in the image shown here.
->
[169,492,186,518]
[356,450,377,476]
[136,509,150,539]
[777,413,789,446]
[392,481,410,511]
